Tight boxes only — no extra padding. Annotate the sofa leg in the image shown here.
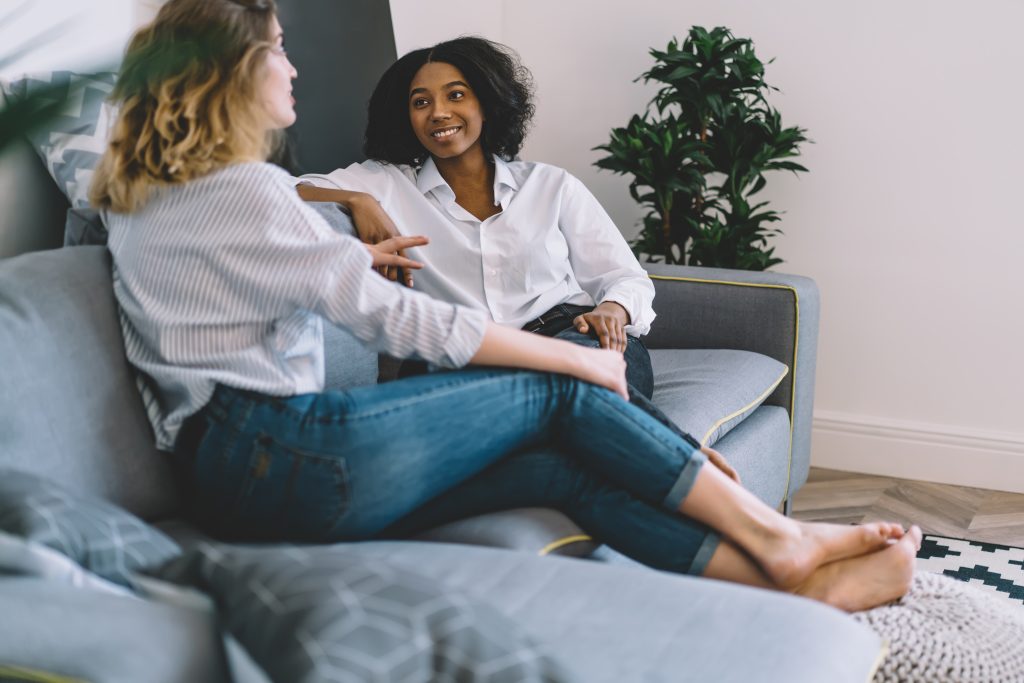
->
[783,498,792,517]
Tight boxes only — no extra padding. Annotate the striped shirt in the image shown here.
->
[106,162,488,450]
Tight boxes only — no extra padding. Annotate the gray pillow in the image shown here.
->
[0,469,181,587]
[155,542,576,683]
[64,206,108,246]
[649,348,789,447]
[0,71,117,209]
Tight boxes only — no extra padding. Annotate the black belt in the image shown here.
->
[521,304,593,335]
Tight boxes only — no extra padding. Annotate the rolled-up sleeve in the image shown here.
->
[557,173,656,336]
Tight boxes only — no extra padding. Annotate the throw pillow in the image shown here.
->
[0,469,181,587]
[155,542,577,682]
[0,71,117,210]
[649,348,789,447]
[0,530,129,596]
[64,206,107,246]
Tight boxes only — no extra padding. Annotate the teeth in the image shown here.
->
[432,127,460,138]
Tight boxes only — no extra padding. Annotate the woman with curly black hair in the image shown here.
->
[299,37,659,400]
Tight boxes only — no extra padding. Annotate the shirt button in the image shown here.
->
[489,269,497,276]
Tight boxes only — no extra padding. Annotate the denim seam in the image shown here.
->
[589,388,704,512]
[342,373,527,422]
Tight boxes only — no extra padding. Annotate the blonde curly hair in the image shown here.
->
[90,0,280,213]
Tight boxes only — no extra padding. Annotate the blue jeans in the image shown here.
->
[174,369,720,575]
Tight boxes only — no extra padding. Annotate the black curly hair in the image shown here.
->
[364,36,535,166]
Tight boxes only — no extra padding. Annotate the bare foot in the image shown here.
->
[757,520,905,589]
[794,526,922,612]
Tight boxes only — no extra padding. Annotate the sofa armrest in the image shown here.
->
[642,263,820,500]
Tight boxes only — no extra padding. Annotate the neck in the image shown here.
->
[432,145,492,190]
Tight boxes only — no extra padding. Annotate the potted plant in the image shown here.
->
[595,26,809,270]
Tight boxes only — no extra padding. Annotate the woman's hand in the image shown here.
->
[571,346,629,400]
[701,446,740,484]
[348,194,415,287]
[364,236,427,282]
[573,301,630,352]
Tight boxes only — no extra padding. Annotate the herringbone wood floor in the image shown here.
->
[791,468,1024,546]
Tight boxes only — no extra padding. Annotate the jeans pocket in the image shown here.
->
[228,432,351,541]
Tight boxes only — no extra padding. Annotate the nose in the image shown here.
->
[287,57,298,79]
[429,100,451,121]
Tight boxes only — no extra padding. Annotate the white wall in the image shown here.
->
[392,0,1024,492]
[389,0,502,55]
[0,0,140,79]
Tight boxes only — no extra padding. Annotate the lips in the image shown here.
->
[430,125,461,139]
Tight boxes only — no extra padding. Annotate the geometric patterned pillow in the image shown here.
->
[155,542,575,683]
[0,469,181,587]
[0,71,117,209]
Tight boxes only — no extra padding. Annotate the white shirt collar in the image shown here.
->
[416,155,519,212]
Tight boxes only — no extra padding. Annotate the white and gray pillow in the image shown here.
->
[0,469,181,587]
[155,542,577,683]
[0,71,117,209]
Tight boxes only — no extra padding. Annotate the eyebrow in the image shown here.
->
[409,80,469,97]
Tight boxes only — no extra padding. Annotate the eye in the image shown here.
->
[273,42,287,56]
[412,97,429,108]
[449,91,465,101]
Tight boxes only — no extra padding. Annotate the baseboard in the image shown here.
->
[811,411,1024,494]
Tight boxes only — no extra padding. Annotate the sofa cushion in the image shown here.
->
[0,577,230,683]
[0,246,178,519]
[307,201,380,389]
[0,469,181,586]
[154,542,575,683]
[649,348,789,447]
[0,71,117,210]
[414,507,598,557]
[323,541,887,683]
[708,405,792,507]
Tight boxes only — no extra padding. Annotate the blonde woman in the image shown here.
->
[92,0,920,612]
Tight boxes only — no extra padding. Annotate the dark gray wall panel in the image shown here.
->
[277,0,397,174]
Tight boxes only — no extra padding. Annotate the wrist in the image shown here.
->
[597,300,630,325]
[341,191,374,212]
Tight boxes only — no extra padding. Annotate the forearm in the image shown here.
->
[470,322,583,375]
[295,183,369,212]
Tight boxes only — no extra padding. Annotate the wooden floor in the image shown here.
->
[790,468,1024,546]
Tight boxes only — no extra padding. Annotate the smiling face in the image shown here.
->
[259,15,298,130]
[408,61,485,162]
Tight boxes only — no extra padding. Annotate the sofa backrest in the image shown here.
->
[0,138,67,258]
[0,152,378,523]
[0,246,179,518]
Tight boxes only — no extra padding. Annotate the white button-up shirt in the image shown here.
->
[302,156,656,336]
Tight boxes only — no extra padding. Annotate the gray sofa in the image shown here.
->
[0,125,886,680]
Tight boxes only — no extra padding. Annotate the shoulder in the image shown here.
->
[302,159,414,192]
[506,159,580,191]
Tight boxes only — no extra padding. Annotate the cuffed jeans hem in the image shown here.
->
[661,449,706,511]
[689,531,721,576]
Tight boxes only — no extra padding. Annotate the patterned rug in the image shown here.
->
[916,534,1024,606]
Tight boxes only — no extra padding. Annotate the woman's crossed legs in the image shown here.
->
[178,368,917,611]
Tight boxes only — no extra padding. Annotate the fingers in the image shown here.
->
[577,313,626,352]
[374,252,423,270]
[377,235,428,252]
[398,249,414,288]
[594,319,627,353]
